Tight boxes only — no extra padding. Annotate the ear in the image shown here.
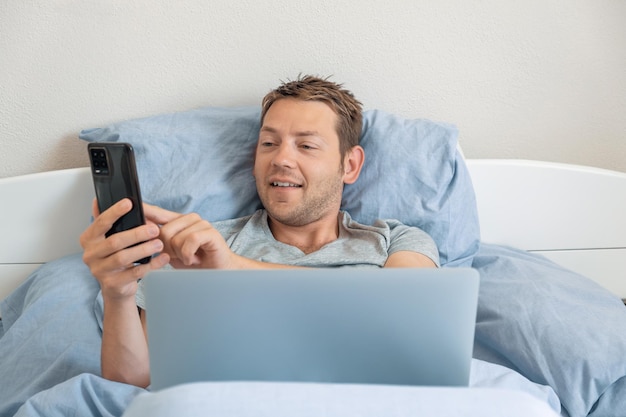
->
[342,145,365,185]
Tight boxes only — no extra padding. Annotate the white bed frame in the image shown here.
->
[1,160,625,304]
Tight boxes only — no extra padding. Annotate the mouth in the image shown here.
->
[271,181,302,188]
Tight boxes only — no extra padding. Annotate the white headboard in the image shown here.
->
[2,161,625,302]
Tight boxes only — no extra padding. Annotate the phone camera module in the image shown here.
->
[91,148,110,175]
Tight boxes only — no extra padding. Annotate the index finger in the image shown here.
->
[89,198,133,238]
[143,202,183,226]
[91,198,100,219]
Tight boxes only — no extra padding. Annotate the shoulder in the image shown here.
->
[342,211,440,264]
[341,211,417,234]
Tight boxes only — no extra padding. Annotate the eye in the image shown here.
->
[299,141,319,151]
[258,136,278,147]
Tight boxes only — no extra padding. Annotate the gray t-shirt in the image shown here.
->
[136,210,439,309]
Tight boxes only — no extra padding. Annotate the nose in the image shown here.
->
[271,142,296,168]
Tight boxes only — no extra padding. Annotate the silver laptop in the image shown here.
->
[143,267,479,391]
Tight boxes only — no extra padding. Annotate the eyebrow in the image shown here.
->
[260,126,321,138]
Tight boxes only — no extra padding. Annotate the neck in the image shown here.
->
[268,212,342,254]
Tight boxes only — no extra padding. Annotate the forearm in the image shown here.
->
[228,253,308,270]
[100,296,150,388]
[384,250,437,268]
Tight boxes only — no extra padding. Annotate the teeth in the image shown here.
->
[272,182,299,187]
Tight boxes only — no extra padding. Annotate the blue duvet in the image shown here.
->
[1,244,625,417]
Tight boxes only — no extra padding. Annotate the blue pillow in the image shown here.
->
[343,110,479,267]
[81,106,262,222]
[79,106,479,267]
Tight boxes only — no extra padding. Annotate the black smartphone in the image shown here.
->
[88,142,151,264]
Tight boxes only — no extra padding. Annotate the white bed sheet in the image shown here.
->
[122,383,560,417]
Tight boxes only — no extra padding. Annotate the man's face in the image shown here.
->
[253,98,346,227]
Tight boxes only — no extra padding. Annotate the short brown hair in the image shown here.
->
[261,75,363,160]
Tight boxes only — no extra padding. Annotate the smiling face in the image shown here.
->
[253,98,353,228]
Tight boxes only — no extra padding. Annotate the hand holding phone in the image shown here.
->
[88,142,151,264]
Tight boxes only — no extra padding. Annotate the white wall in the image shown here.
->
[1,0,625,178]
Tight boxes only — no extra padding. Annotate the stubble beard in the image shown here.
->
[261,171,345,227]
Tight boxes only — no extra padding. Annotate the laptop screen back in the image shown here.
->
[143,267,479,391]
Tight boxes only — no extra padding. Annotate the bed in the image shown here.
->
[1,106,625,417]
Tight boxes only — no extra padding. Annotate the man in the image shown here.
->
[79,75,439,388]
